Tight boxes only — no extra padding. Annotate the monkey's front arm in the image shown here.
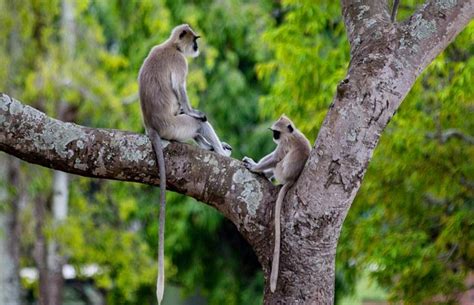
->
[171,72,207,121]
[243,152,277,173]
[178,85,207,122]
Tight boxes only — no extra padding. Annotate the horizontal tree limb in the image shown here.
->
[0,93,278,262]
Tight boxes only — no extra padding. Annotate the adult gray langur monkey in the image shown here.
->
[243,115,311,293]
[138,24,231,304]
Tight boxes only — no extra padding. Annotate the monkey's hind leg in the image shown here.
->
[194,134,213,150]
[198,121,232,157]
[195,134,232,156]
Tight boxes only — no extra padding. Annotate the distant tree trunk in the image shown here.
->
[0,0,472,304]
[45,1,77,304]
[0,0,23,302]
[47,171,68,305]
[0,155,21,305]
[33,195,49,305]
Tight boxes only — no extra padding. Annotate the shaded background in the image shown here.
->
[0,0,472,304]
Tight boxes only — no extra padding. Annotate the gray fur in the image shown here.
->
[243,115,311,292]
[138,24,231,305]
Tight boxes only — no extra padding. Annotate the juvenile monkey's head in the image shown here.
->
[270,115,295,143]
[170,24,200,58]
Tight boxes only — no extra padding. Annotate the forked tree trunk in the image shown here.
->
[266,0,473,302]
[0,0,472,304]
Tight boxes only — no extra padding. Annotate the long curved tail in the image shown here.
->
[391,0,400,22]
[270,183,291,292]
[150,130,166,305]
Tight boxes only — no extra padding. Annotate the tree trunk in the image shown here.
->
[45,1,77,304]
[0,1,24,302]
[47,170,68,305]
[0,1,472,304]
[33,195,49,305]
[0,155,21,305]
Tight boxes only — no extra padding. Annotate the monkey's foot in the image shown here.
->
[222,142,232,157]
[222,142,232,151]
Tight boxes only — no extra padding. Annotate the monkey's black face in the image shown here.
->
[272,130,281,140]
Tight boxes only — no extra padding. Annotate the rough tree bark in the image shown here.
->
[0,0,472,304]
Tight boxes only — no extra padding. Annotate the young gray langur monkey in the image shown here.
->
[138,24,231,304]
[243,115,311,293]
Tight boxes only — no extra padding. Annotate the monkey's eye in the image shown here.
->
[272,130,281,140]
[179,30,187,39]
[287,124,294,133]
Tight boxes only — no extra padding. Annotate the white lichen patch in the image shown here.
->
[436,0,456,9]
[0,96,9,111]
[8,98,23,115]
[203,154,220,175]
[364,18,377,29]
[353,35,361,47]
[110,136,150,164]
[0,114,5,125]
[39,121,87,159]
[347,129,358,142]
[23,104,44,121]
[412,15,437,40]
[229,159,240,168]
[120,143,148,163]
[232,169,263,216]
[357,5,370,20]
[135,135,149,146]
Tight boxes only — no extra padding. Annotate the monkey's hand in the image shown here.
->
[242,157,257,171]
[189,110,207,122]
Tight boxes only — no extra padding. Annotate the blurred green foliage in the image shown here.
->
[0,0,472,304]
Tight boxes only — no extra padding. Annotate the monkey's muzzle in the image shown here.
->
[271,129,281,140]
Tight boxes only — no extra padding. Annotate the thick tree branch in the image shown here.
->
[341,0,391,51]
[399,0,474,73]
[0,93,277,263]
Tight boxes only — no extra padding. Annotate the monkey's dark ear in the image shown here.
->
[179,31,187,39]
[287,124,294,133]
